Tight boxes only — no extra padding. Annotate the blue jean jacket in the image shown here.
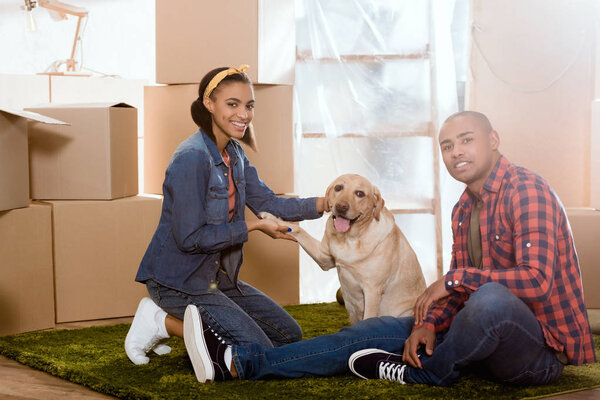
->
[136,130,321,295]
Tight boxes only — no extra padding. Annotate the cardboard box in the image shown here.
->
[26,103,138,200]
[0,204,54,335]
[143,84,197,195]
[49,75,146,142]
[156,0,295,85]
[143,84,294,195]
[45,196,162,323]
[0,109,67,211]
[238,205,299,305]
[567,208,600,309]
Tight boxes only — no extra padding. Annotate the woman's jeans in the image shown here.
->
[146,279,302,348]
[233,283,564,386]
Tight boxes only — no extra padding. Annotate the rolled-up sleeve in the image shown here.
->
[242,151,322,221]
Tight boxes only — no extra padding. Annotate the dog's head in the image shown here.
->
[324,174,385,233]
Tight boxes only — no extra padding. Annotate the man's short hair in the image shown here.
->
[443,111,493,133]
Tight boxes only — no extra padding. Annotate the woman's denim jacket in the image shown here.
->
[136,130,321,295]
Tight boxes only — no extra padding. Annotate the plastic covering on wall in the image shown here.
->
[293,0,465,303]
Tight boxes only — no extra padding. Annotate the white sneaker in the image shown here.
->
[125,297,171,365]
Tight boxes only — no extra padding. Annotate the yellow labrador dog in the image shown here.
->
[260,174,426,324]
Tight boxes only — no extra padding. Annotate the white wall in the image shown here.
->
[0,0,155,81]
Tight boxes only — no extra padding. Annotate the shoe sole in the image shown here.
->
[184,305,215,383]
[348,348,393,380]
[124,298,154,364]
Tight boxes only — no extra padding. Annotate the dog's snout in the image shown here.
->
[335,201,349,214]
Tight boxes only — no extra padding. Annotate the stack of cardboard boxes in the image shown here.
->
[0,109,64,335]
[0,102,161,336]
[145,0,300,305]
[566,100,600,315]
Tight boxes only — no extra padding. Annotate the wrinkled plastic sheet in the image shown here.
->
[294,0,461,303]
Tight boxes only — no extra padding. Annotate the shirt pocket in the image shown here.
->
[489,226,515,268]
[206,185,228,224]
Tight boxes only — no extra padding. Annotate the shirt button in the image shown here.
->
[454,280,459,285]
[526,242,531,248]
[495,235,500,240]
[459,222,462,226]
[224,172,228,176]
[215,260,219,265]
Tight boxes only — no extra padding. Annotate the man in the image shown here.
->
[182,111,596,385]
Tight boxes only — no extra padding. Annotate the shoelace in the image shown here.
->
[379,361,407,384]
[209,328,227,345]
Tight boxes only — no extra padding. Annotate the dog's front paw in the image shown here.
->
[258,212,300,234]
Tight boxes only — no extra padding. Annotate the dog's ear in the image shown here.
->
[324,182,335,213]
[373,186,385,221]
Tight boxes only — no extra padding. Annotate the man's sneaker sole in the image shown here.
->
[183,305,215,382]
[348,348,395,379]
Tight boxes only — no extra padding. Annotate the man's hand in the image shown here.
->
[414,277,451,326]
[403,326,436,369]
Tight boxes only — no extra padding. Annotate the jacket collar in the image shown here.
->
[200,130,239,166]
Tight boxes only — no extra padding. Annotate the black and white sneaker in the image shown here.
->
[349,349,408,384]
[183,304,233,382]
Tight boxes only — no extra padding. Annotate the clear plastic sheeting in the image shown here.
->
[297,137,435,208]
[294,0,465,303]
[296,0,430,58]
[295,61,431,135]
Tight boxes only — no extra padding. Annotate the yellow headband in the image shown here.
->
[203,64,249,100]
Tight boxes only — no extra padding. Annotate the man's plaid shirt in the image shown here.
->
[422,156,596,365]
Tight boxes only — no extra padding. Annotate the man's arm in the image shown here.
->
[419,291,468,332]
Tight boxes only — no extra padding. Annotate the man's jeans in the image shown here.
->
[147,279,302,348]
[233,283,564,386]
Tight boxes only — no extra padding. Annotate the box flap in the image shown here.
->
[26,102,134,110]
[0,108,69,125]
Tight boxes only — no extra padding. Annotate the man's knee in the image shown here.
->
[465,282,523,320]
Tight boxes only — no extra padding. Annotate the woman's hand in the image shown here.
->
[316,197,327,213]
[247,219,296,241]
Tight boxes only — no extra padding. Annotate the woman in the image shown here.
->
[125,65,326,365]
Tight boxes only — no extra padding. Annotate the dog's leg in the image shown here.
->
[362,287,382,320]
[258,212,336,271]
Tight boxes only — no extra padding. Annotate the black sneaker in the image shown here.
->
[183,304,233,382]
[349,349,408,384]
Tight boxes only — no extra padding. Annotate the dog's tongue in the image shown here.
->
[334,216,351,233]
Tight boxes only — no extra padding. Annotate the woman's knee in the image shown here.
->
[282,319,303,344]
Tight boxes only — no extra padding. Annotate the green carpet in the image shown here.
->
[0,302,599,400]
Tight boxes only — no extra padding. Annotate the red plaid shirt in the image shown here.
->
[423,156,596,365]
